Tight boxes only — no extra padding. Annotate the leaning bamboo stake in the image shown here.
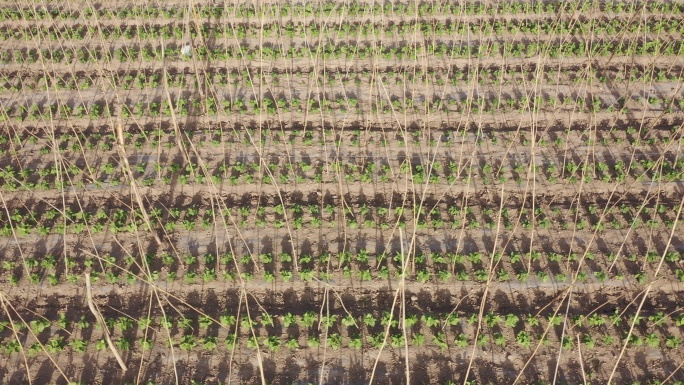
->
[0,292,71,383]
[0,294,33,385]
[399,229,410,385]
[114,120,162,247]
[85,273,127,372]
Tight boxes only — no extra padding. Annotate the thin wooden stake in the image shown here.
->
[85,273,127,372]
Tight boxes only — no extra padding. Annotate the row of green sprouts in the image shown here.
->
[2,16,681,42]
[0,182,680,233]
[1,303,683,359]
[2,1,680,22]
[3,39,682,65]
[3,242,683,287]
[6,64,682,93]
[0,146,679,191]
[4,89,683,123]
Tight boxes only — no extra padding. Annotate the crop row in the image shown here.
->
[2,39,682,66]
[1,199,679,240]
[2,1,680,22]
[3,295,684,338]
[5,64,683,94]
[3,112,678,142]
[3,81,679,121]
[4,308,684,341]
[3,17,680,42]
[1,303,682,358]
[0,180,674,234]
[0,142,680,193]
[2,190,677,232]
[4,242,682,289]
[0,193,678,260]
[0,182,677,234]
[0,294,684,355]
[2,123,676,161]
[4,89,682,125]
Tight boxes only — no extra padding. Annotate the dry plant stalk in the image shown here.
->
[114,121,162,246]
[85,273,127,372]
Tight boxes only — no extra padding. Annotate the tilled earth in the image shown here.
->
[1,1,684,384]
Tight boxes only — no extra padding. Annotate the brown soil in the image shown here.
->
[1,2,684,385]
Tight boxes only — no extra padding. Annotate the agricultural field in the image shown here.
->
[1,0,684,384]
